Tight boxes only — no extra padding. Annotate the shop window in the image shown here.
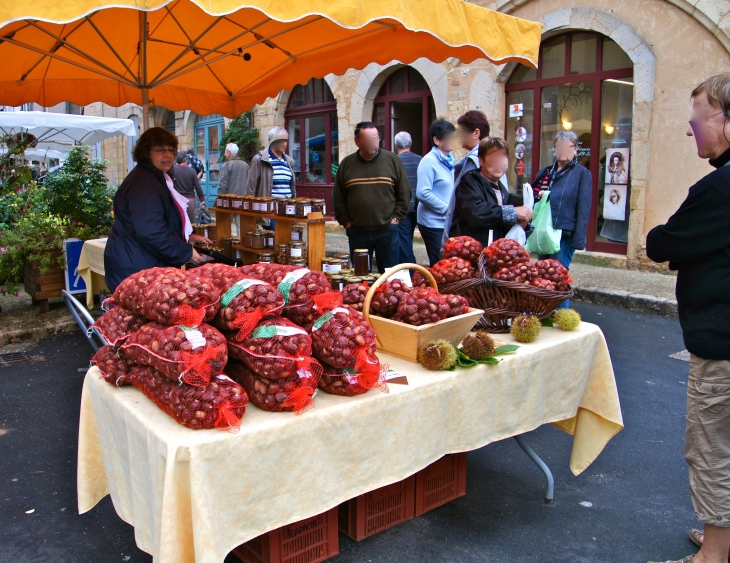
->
[505,31,634,254]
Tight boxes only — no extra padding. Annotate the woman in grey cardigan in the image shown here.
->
[246,126,297,198]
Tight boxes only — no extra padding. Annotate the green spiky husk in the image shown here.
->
[420,339,458,370]
[510,315,541,343]
[460,330,496,360]
[554,308,581,331]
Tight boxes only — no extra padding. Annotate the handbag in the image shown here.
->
[525,193,562,255]
[196,207,212,224]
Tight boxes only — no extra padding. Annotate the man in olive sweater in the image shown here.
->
[334,121,411,272]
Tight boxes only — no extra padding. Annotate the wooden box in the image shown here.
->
[24,259,64,312]
[368,308,484,363]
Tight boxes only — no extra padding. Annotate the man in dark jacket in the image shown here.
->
[646,73,730,563]
[105,128,210,293]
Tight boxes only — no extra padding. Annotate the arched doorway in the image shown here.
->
[506,31,634,254]
[372,67,435,156]
[285,78,338,214]
[194,113,224,207]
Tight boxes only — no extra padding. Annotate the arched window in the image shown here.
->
[285,78,338,211]
[506,32,633,254]
[165,111,176,133]
[373,67,435,156]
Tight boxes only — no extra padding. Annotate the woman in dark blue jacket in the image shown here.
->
[104,128,210,293]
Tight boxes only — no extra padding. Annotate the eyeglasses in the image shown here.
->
[152,147,176,155]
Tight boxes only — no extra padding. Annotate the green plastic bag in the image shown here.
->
[525,193,562,255]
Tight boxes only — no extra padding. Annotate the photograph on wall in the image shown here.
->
[515,143,526,160]
[605,148,630,185]
[515,125,528,143]
[603,184,628,221]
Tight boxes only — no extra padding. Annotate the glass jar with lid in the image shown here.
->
[258,197,274,214]
[289,257,307,267]
[241,196,252,212]
[329,275,345,292]
[276,244,288,264]
[262,230,275,249]
[326,258,342,274]
[243,231,254,248]
[311,198,326,216]
[288,241,305,260]
[353,249,370,276]
[295,199,313,218]
[335,253,350,270]
[291,225,304,242]
[277,198,294,216]
[251,232,265,250]
[229,195,244,210]
[221,237,233,258]
[257,251,275,263]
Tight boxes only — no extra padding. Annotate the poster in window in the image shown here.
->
[603,184,628,221]
[605,148,629,185]
[515,125,528,143]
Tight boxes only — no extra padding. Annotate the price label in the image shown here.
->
[182,328,206,349]
[290,248,302,257]
[286,204,296,215]
[384,268,413,287]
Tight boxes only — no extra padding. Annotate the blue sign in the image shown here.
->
[64,238,86,294]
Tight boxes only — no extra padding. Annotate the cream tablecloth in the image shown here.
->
[78,322,622,563]
[77,238,108,309]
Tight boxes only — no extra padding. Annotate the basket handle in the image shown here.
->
[362,263,437,325]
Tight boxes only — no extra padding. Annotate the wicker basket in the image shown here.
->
[438,254,573,333]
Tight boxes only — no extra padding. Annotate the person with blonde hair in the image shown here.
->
[647,72,730,563]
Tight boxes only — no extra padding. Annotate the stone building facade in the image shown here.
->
[87,0,730,267]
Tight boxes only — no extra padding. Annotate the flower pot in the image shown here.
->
[24,254,64,313]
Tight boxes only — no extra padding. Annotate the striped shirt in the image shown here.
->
[398,151,422,212]
[269,149,294,198]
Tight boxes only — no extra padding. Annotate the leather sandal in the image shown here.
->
[688,528,730,561]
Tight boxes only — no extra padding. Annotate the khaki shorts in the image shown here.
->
[685,354,730,526]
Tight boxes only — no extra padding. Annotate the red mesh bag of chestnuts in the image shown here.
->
[370,279,411,318]
[227,359,318,414]
[226,316,322,381]
[126,366,248,431]
[397,287,451,326]
[341,281,369,312]
[195,263,285,339]
[482,238,531,275]
[111,267,221,327]
[430,257,475,285]
[535,259,572,291]
[120,322,227,387]
[91,345,131,386]
[442,294,470,317]
[442,236,483,266]
[309,306,379,376]
[493,262,540,285]
[318,358,388,397]
[90,306,147,348]
[269,267,333,326]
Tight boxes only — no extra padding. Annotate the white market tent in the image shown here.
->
[0,111,136,151]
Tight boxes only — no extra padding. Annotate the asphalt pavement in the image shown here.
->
[0,303,698,563]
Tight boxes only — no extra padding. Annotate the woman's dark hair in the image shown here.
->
[132,127,179,163]
[477,137,509,160]
[430,118,456,142]
[457,110,490,140]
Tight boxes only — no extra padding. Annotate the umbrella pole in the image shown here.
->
[139,11,150,132]
[142,88,150,132]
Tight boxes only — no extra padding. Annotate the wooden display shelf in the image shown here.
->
[212,208,325,271]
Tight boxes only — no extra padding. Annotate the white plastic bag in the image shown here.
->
[504,224,527,245]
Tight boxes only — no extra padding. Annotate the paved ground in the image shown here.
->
[0,303,699,563]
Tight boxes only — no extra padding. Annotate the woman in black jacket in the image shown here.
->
[104,127,210,293]
[451,137,533,248]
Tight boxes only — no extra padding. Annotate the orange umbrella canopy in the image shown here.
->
[0,1,542,117]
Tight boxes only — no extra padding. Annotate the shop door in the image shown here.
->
[194,118,223,207]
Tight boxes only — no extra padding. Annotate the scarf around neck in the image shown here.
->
[432,145,455,171]
[547,155,578,187]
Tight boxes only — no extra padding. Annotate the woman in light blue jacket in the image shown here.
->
[416,119,457,266]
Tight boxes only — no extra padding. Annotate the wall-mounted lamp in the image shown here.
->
[562,121,573,131]
[604,125,615,135]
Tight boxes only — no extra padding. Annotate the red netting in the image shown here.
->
[91,306,146,348]
[442,236,483,266]
[493,263,539,284]
[483,238,531,274]
[309,306,378,371]
[441,294,470,317]
[225,316,322,381]
[120,322,227,387]
[91,345,131,386]
[318,358,389,396]
[111,267,221,326]
[227,360,318,414]
[341,281,369,312]
[268,267,332,326]
[534,259,572,291]
[430,257,475,285]
[126,366,248,431]
[370,280,411,318]
[195,263,285,339]
[410,270,430,288]
[397,287,451,326]
[238,262,286,282]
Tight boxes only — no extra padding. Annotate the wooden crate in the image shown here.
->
[368,308,484,363]
[339,476,416,541]
[414,453,468,516]
[232,507,339,563]
[23,259,64,313]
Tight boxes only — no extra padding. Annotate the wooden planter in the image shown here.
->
[24,255,64,313]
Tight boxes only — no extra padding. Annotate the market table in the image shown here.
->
[77,238,108,309]
[78,322,623,563]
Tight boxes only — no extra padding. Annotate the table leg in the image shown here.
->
[514,434,554,504]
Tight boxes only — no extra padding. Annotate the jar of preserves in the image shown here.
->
[221,237,233,257]
[295,199,313,218]
[330,275,345,292]
[289,258,307,267]
[251,232,265,250]
[276,244,288,264]
[241,196,252,212]
[325,258,342,274]
[257,251,275,263]
[288,241,305,260]
[335,253,350,270]
[311,198,326,215]
[291,225,304,242]
[353,249,370,276]
[257,197,274,214]
[242,231,254,248]
[277,198,294,216]
[230,195,244,210]
[262,230,275,249]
